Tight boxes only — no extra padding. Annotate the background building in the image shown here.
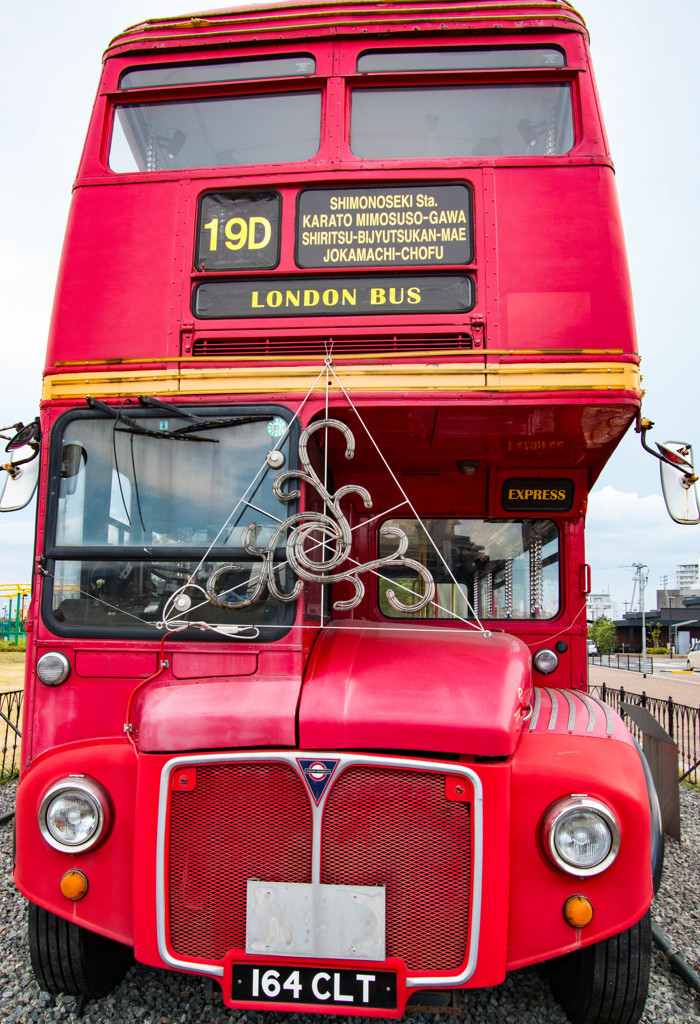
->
[587,591,617,621]
[676,563,700,589]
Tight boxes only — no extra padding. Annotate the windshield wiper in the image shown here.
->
[138,395,270,434]
[86,396,216,442]
[86,396,269,442]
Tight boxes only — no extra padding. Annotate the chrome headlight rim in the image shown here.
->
[38,777,111,854]
[533,648,559,675]
[541,795,620,877]
[36,651,71,686]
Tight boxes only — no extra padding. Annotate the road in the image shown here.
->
[589,658,700,708]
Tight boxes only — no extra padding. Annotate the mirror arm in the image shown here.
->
[638,417,662,462]
[2,450,39,475]
[637,417,698,484]
[0,421,27,440]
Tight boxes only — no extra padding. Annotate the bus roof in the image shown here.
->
[106,0,588,58]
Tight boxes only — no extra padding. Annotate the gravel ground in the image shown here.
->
[1,781,698,1024]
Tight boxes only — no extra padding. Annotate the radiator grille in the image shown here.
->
[322,766,471,971]
[190,333,474,360]
[168,762,313,959]
[165,759,472,971]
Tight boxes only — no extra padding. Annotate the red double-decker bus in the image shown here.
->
[2,2,697,1021]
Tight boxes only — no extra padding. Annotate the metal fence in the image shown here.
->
[589,653,655,674]
[0,689,22,781]
[590,683,699,787]
[0,624,26,647]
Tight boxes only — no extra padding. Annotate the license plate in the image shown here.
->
[231,963,398,1009]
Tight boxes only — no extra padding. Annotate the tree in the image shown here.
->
[589,616,617,654]
[648,621,664,650]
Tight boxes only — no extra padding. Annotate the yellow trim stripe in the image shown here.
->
[42,361,640,400]
[52,348,633,368]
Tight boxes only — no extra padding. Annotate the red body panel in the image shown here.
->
[300,622,532,755]
[44,168,636,371]
[136,676,303,751]
[13,712,652,995]
[508,733,652,967]
[493,167,635,352]
[14,741,137,945]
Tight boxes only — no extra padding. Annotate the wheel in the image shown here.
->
[28,902,133,999]
[545,910,651,1024]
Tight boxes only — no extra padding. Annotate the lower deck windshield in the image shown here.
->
[378,518,559,620]
[44,408,562,636]
[45,407,298,637]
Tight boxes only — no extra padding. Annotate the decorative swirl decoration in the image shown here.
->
[205,419,435,613]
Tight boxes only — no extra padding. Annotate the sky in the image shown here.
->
[0,0,698,615]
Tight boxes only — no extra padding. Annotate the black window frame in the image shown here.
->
[356,45,567,73]
[118,53,318,89]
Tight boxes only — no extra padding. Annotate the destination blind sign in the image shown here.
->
[296,185,473,268]
[196,190,281,270]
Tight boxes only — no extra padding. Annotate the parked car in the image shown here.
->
[587,640,598,655]
[687,640,700,671]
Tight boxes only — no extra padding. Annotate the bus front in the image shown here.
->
[11,4,658,1023]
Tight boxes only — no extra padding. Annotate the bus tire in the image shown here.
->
[545,910,651,1024]
[28,902,133,999]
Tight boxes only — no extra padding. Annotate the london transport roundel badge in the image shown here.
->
[297,758,339,803]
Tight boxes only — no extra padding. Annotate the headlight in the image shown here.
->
[533,648,558,674]
[36,652,71,686]
[541,796,620,877]
[38,777,112,853]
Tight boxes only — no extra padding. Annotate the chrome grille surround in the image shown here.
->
[156,751,483,988]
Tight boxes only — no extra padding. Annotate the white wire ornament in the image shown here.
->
[204,419,435,613]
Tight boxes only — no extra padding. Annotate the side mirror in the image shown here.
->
[0,452,40,511]
[659,441,700,525]
[0,418,41,512]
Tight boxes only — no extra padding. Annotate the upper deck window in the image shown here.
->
[109,91,322,172]
[119,54,316,88]
[357,47,565,72]
[351,84,573,158]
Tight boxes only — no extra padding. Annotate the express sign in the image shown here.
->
[501,478,575,513]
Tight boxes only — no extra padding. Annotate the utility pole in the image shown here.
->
[661,574,672,657]
[633,562,649,676]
